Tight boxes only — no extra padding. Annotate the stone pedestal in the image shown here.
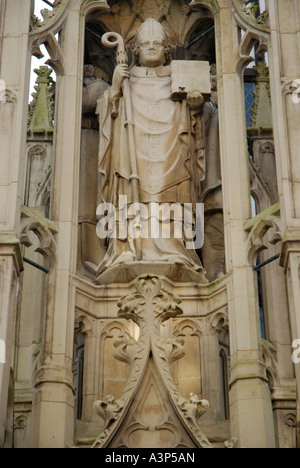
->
[73,273,230,448]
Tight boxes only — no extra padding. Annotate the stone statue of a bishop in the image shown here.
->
[96,18,211,283]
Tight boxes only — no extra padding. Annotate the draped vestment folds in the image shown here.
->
[96,64,209,274]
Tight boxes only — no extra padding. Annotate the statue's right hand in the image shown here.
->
[112,64,130,93]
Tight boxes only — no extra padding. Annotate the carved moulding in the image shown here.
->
[0,86,18,104]
[29,0,70,74]
[231,0,270,32]
[261,339,279,389]
[244,202,283,266]
[188,0,219,14]
[249,156,274,212]
[30,0,69,35]
[82,0,110,15]
[231,1,269,73]
[281,79,300,105]
[14,413,29,433]
[190,1,269,73]
[206,309,229,334]
[19,205,58,267]
[91,274,212,449]
[0,232,24,279]
[173,307,228,336]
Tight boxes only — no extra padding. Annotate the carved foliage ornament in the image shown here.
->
[291,80,300,104]
[188,1,219,14]
[0,84,17,104]
[19,205,58,267]
[92,275,211,449]
[232,0,270,32]
[30,0,70,35]
[282,79,300,104]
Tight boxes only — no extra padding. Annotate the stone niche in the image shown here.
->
[77,0,222,284]
[74,0,229,449]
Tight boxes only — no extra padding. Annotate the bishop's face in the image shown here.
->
[137,38,166,68]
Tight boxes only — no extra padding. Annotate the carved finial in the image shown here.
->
[28,66,55,135]
[249,61,272,129]
[253,61,269,82]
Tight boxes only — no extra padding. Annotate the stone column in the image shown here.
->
[0,0,32,447]
[267,0,300,446]
[215,1,276,447]
[201,327,225,421]
[30,0,84,448]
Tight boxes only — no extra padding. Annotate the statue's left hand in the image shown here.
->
[187,90,204,110]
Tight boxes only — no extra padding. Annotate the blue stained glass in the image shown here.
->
[244,82,256,127]
[260,307,266,339]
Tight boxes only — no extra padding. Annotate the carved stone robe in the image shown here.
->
[96,64,207,274]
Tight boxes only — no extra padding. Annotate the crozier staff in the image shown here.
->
[101,31,142,261]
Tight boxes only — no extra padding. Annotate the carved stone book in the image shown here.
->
[171,60,211,102]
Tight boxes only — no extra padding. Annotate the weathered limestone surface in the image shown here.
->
[267,0,300,447]
[0,0,299,449]
[0,0,32,448]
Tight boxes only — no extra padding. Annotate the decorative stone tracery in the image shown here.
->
[91,274,212,449]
